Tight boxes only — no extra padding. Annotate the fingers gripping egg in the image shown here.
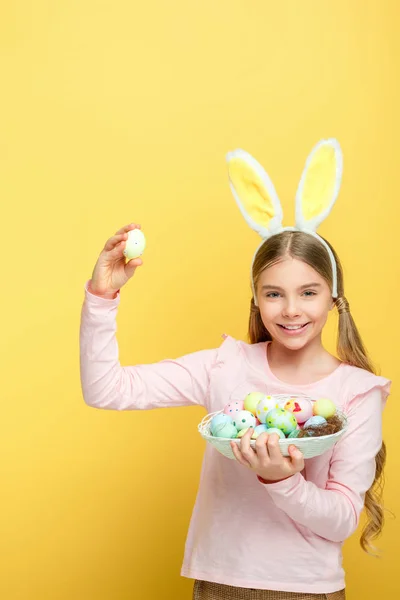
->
[123,229,146,260]
[237,427,258,439]
[265,408,297,436]
[256,396,280,424]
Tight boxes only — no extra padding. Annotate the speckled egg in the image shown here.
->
[223,400,244,418]
[256,396,280,423]
[123,228,146,260]
[244,392,267,416]
[303,415,327,429]
[232,410,257,431]
[265,408,298,436]
[284,397,314,424]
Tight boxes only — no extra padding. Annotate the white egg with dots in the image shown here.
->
[123,229,146,260]
[232,410,256,432]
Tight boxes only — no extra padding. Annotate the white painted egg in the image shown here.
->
[256,396,280,423]
[232,410,257,431]
[123,229,146,259]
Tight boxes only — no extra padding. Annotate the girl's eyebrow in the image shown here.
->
[261,283,322,291]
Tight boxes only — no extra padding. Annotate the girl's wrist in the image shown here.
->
[88,281,119,299]
[257,474,292,485]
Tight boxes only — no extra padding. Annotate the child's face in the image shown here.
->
[256,257,334,351]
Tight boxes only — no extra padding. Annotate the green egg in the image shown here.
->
[288,429,301,438]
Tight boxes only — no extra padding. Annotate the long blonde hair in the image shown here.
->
[248,231,386,554]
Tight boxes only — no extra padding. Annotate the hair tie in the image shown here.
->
[336,297,350,314]
[226,139,343,305]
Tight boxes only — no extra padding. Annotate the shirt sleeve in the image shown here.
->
[258,379,391,543]
[79,281,218,410]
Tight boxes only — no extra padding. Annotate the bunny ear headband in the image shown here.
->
[226,138,343,306]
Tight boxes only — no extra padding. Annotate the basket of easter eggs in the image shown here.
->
[198,393,348,460]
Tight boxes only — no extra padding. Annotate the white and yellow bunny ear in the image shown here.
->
[295,139,343,231]
[226,149,283,238]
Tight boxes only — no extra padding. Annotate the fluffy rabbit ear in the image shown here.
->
[226,149,283,238]
[295,139,343,231]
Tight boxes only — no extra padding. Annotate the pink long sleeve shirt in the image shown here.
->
[80,281,391,594]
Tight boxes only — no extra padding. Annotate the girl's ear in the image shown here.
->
[295,139,343,232]
[226,149,283,239]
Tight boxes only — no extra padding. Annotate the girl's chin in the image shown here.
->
[271,325,318,348]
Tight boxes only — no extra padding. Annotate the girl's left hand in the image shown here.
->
[230,429,304,482]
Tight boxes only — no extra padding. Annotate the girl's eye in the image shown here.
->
[266,292,281,298]
[303,290,317,297]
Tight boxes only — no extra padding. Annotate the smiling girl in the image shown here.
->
[80,140,391,600]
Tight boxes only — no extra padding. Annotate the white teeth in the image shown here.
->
[282,325,304,330]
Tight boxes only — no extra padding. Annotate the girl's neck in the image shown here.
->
[267,337,341,384]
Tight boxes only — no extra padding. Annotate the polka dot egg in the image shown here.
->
[265,408,297,436]
[232,410,257,431]
[256,396,280,423]
[223,400,244,418]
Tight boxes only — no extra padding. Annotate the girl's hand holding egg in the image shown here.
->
[89,223,145,299]
[230,428,304,482]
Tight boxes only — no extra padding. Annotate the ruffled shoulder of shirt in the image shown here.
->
[338,363,391,406]
[215,334,263,365]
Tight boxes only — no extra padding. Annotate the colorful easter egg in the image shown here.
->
[265,408,297,436]
[212,422,238,439]
[313,398,336,419]
[303,415,327,429]
[223,400,244,418]
[284,397,314,424]
[232,410,257,431]
[288,429,302,438]
[254,423,268,437]
[244,392,267,416]
[210,413,232,436]
[256,396,280,423]
[237,427,257,439]
[264,427,285,439]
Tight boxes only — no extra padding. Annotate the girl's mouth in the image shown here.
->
[277,323,310,336]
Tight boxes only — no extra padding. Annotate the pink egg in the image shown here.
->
[223,400,244,418]
[284,398,313,424]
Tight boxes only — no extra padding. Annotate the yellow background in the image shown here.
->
[1,1,399,598]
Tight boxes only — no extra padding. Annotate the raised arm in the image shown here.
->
[80,282,216,410]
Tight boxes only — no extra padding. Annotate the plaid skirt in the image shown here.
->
[192,581,346,600]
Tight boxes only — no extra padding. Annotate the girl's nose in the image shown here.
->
[282,299,301,319]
